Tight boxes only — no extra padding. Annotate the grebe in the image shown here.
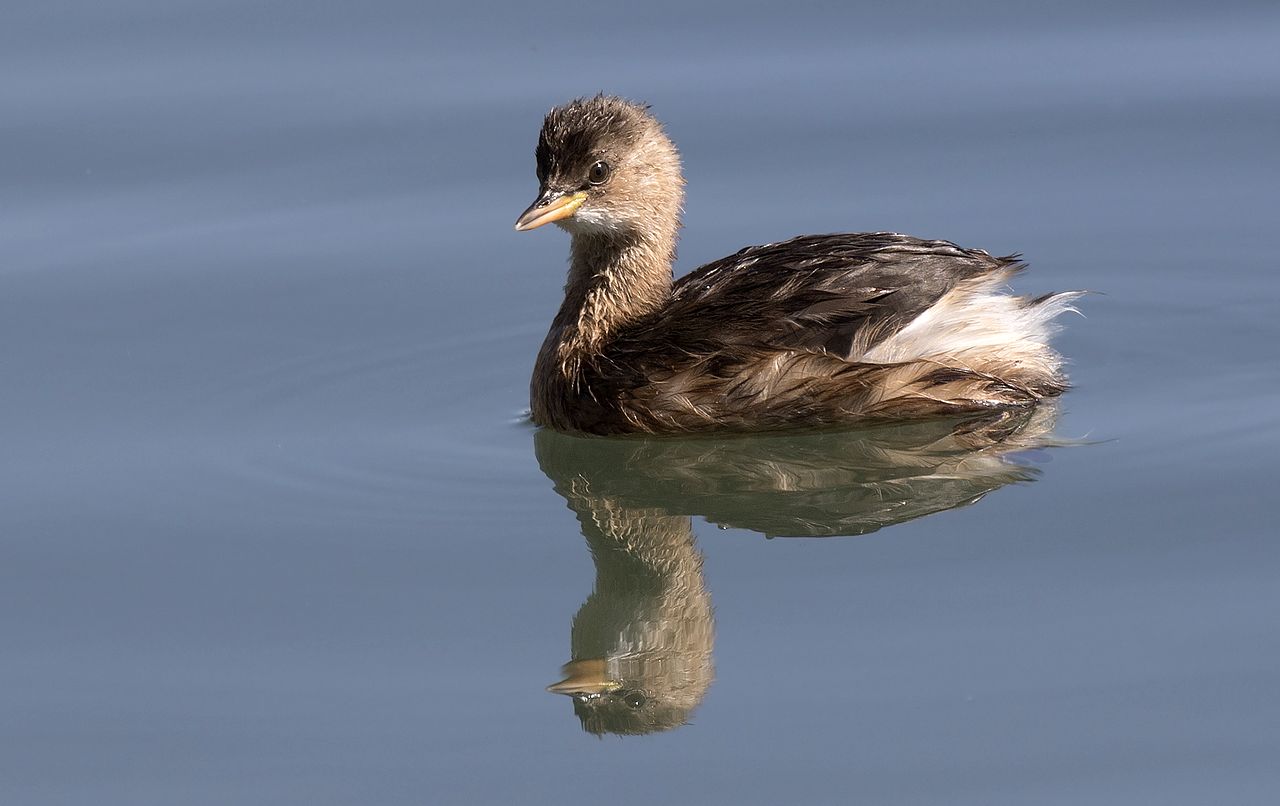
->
[517,95,1079,435]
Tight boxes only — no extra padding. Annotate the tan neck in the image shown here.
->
[551,230,675,357]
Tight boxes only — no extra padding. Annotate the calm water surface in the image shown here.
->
[3,2,1279,804]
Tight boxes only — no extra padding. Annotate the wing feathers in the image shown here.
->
[579,232,1075,433]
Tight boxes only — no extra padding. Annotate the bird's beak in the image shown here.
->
[546,658,620,696]
[514,190,587,231]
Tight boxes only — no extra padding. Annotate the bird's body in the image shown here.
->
[517,97,1079,435]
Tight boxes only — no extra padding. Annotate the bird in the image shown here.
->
[515,95,1080,435]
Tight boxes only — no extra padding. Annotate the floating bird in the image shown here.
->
[517,95,1079,434]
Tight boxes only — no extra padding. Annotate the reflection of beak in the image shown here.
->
[547,658,621,696]
[514,190,587,231]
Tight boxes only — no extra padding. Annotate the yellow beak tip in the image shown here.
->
[515,192,587,232]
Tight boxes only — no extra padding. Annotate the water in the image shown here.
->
[3,2,1278,803]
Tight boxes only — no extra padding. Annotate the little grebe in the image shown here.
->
[516,95,1079,435]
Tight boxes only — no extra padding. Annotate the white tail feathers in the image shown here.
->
[862,273,1081,379]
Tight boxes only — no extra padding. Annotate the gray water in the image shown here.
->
[4,1,1279,803]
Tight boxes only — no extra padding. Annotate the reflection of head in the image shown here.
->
[534,404,1062,734]
[561,658,706,736]
[544,493,714,736]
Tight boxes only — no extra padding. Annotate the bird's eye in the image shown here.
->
[622,690,646,709]
[588,160,611,185]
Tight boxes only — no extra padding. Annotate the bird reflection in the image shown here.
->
[535,404,1061,735]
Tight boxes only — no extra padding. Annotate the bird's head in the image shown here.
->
[515,95,684,238]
